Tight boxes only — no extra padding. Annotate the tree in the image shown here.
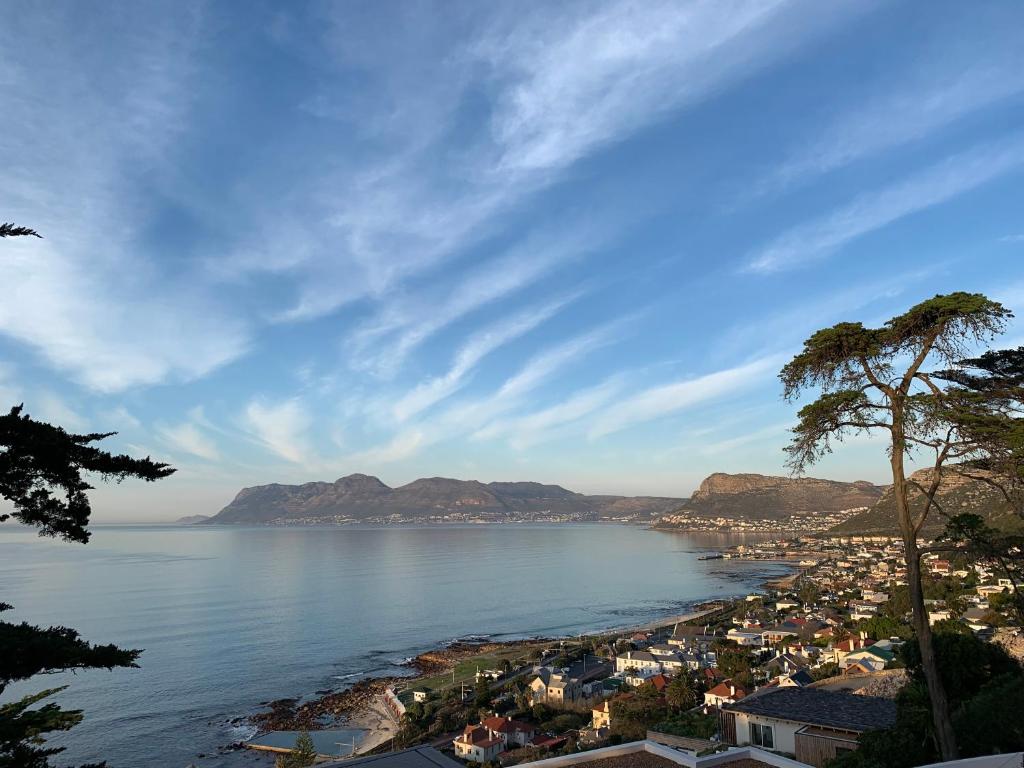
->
[664,676,696,711]
[781,292,1014,760]
[274,731,317,768]
[0,222,41,239]
[474,676,492,710]
[796,576,820,607]
[0,407,174,766]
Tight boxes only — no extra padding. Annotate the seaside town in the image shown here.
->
[243,531,1023,768]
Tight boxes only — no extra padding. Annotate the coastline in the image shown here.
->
[238,541,803,760]
[240,597,775,758]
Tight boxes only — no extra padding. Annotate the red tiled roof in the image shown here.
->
[482,716,535,734]
[648,674,669,691]
[707,680,748,699]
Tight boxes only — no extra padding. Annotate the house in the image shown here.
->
[647,674,670,692]
[615,650,662,674]
[839,646,893,673]
[721,687,897,768]
[777,668,815,688]
[480,716,537,748]
[726,628,764,646]
[703,679,748,708]
[529,669,583,705]
[454,725,505,763]
[412,690,429,703]
[592,700,613,729]
[764,653,809,677]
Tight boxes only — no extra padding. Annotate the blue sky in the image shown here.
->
[2,1,1024,521]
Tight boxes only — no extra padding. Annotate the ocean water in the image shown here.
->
[0,523,791,767]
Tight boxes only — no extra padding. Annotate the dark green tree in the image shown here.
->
[474,676,492,710]
[274,731,317,768]
[781,292,1014,760]
[664,676,696,711]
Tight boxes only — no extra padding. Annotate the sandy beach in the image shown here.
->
[348,694,400,755]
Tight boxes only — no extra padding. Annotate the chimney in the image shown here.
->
[729,685,736,696]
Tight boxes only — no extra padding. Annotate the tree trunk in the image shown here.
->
[891,443,959,760]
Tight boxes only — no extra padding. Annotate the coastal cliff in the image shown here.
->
[205,474,684,524]
[657,472,884,525]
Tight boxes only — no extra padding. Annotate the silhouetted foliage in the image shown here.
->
[0,405,174,543]
[0,223,41,239]
[0,366,173,765]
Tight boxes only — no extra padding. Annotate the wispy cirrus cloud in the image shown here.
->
[238,0,869,326]
[746,132,1024,274]
[392,293,581,421]
[588,355,782,439]
[243,397,313,464]
[349,228,597,377]
[474,376,626,449]
[349,320,627,463]
[0,3,251,393]
[157,421,220,461]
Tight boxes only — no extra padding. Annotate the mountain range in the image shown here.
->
[204,474,686,524]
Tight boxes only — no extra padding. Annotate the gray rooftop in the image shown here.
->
[724,687,897,733]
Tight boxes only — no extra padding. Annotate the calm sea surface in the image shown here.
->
[0,523,791,767]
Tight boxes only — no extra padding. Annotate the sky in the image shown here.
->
[2,1,1024,521]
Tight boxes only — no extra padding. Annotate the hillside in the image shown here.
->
[205,475,684,524]
[658,472,885,523]
[831,468,1024,535]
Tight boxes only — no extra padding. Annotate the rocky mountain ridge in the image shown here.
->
[660,472,885,523]
[205,474,685,524]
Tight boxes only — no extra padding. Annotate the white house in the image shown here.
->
[614,650,662,674]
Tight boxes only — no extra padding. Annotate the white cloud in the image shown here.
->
[350,229,594,377]
[588,355,782,439]
[157,421,220,461]
[349,322,626,463]
[392,293,579,421]
[483,0,861,173]
[348,430,425,465]
[475,376,625,449]
[0,5,251,392]
[230,0,866,325]
[243,398,313,463]
[746,133,1024,274]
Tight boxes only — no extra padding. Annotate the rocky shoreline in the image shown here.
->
[240,562,799,750]
[249,677,405,732]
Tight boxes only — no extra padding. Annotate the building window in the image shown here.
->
[749,722,774,749]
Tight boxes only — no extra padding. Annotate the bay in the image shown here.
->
[0,523,792,767]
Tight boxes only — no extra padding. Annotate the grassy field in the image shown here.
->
[397,640,562,703]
